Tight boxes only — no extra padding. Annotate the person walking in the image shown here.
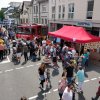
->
[16,45,22,63]
[45,68,51,88]
[0,42,4,61]
[62,84,73,100]
[66,61,75,84]
[92,81,100,100]
[76,66,85,93]
[38,63,46,90]
[23,43,28,62]
[58,76,67,100]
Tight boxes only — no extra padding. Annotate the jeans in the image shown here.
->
[67,77,73,84]
[32,55,36,61]
[24,52,28,62]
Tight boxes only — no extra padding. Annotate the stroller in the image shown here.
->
[12,47,18,64]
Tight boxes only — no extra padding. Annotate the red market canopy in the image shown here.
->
[48,26,100,43]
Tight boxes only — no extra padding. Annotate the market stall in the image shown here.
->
[48,26,100,65]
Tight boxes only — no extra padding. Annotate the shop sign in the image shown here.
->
[76,22,92,28]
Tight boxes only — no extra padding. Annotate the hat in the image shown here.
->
[68,51,72,55]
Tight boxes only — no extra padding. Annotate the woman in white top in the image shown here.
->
[62,84,73,100]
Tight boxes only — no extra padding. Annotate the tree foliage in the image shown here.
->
[0,10,4,21]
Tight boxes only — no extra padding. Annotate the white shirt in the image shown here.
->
[62,87,73,100]
[42,40,46,47]
[72,49,76,57]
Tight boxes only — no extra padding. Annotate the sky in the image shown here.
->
[0,0,31,10]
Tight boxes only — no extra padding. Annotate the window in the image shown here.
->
[52,6,55,19]
[20,19,22,24]
[42,5,46,12]
[34,6,36,14]
[42,19,44,24]
[58,5,61,19]
[68,3,74,19]
[34,18,35,23]
[23,18,25,23]
[36,18,38,23]
[45,19,47,24]
[87,0,94,19]
[62,5,65,19]
[34,6,37,14]
[26,19,28,23]
[36,6,38,13]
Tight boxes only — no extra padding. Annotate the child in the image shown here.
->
[45,68,51,88]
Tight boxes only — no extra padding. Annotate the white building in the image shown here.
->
[4,2,22,26]
[20,1,31,24]
[27,1,33,24]
[32,0,49,25]
[49,0,100,36]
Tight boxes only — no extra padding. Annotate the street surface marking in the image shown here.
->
[28,76,100,100]
[0,71,3,74]
[36,63,41,65]
[5,69,14,72]
[91,78,97,81]
[16,67,24,70]
[84,80,90,82]
[43,91,51,95]
[7,56,10,62]
[53,89,58,92]
[0,56,11,64]
[26,65,34,68]
[28,95,38,100]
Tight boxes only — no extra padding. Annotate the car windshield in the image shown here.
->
[17,27,31,34]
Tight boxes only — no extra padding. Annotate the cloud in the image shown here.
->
[0,0,31,9]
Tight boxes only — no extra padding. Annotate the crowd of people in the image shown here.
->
[0,26,99,100]
[0,26,15,61]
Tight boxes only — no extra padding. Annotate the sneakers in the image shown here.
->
[42,88,45,91]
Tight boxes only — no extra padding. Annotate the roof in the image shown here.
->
[23,1,31,8]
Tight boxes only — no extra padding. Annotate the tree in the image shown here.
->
[0,10,4,21]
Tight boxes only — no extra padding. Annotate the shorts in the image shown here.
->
[17,53,21,58]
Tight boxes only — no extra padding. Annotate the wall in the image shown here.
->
[92,0,100,21]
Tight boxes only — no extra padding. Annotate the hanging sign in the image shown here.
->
[76,22,92,28]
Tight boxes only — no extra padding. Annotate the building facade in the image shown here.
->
[9,2,21,8]
[20,1,31,24]
[49,0,100,36]
[32,0,49,25]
